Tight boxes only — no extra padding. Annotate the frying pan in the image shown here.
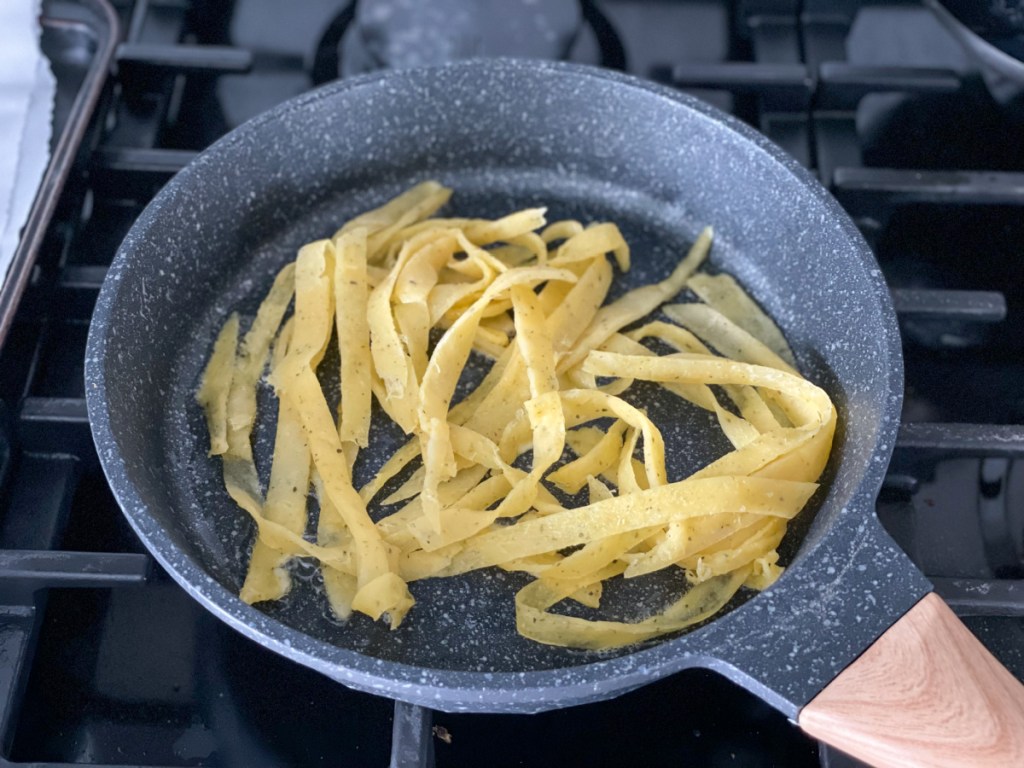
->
[85,59,1024,766]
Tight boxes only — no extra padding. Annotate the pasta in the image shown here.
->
[196,181,836,650]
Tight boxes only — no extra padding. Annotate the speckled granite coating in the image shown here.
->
[85,59,930,717]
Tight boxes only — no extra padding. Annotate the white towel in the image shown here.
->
[0,0,56,287]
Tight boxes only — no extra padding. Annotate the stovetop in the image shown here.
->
[0,1,1022,766]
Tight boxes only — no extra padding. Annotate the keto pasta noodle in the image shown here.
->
[196,181,836,650]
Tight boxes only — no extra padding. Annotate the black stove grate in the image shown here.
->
[0,1,1022,766]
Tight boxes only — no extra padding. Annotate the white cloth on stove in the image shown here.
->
[0,0,56,288]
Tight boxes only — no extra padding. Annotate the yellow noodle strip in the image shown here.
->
[627,321,780,434]
[273,240,413,626]
[378,465,491,545]
[334,228,372,447]
[516,566,749,649]
[388,207,547,252]
[548,422,628,494]
[239,396,311,604]
[367,230,457,430]
[312,471,359,620]
[270,316,294,372]
[557,227,712,372]
[417,267,577,529]
[226,263,296,436]
[541,219,584,244]
[553,222,629,271]
[196,313,239,456]
[338,182,453,262]
[439,476,815,576]
[684,516,786,582]
[686,271,797,366]
[662,303,798,375]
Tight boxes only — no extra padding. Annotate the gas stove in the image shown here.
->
[0,1,1022,766]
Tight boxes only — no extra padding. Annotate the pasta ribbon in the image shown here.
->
[197,182,835,648]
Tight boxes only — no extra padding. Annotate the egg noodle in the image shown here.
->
[197,181,836,649]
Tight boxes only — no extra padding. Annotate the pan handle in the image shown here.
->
[798,592,1024,767]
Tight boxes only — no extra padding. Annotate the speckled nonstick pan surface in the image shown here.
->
[85,60,929,717]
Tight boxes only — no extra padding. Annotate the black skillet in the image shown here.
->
[85,59,1024,766]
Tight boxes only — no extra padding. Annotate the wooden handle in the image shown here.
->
[799,593,1024,767]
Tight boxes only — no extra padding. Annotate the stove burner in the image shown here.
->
[926,0,1024,119]
[309,0,625,84]
[940,0,1024,60]
[340,0,583,75]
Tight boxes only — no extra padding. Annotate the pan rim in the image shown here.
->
[85,57,906,713]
